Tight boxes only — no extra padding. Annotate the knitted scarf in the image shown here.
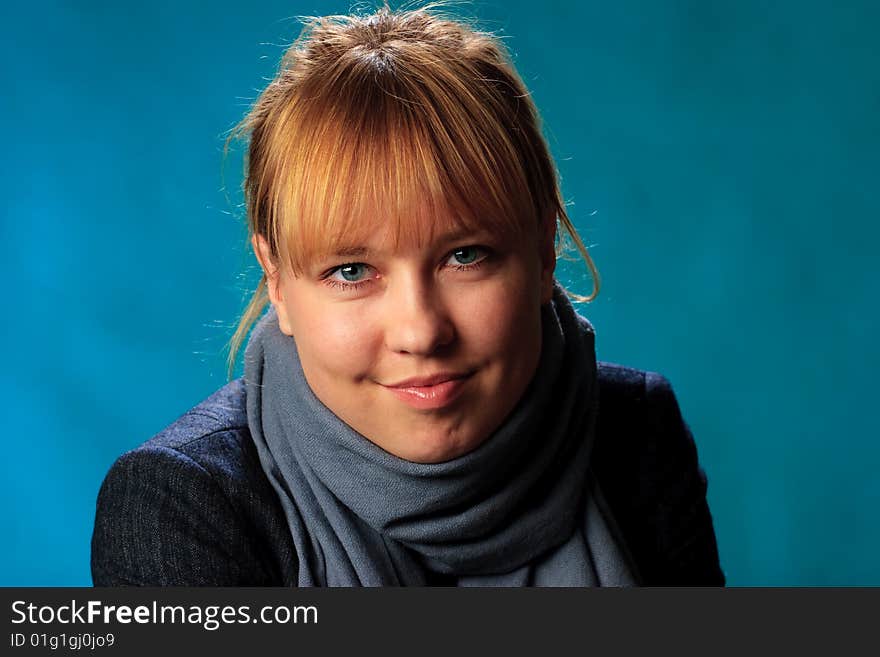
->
[244,285,637,586]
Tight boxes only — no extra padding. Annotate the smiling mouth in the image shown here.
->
[381,372,474,410]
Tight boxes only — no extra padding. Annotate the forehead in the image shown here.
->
[336,206,476,248]
[298,202,517,264]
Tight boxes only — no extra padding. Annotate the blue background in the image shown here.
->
[2,0,878,586]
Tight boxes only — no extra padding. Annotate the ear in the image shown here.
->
[251,234,294,335]
[251,234,281,303]
[540,216,557,304]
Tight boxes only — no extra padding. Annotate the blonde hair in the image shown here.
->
[224,2,599,376]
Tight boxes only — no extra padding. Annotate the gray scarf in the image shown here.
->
[244,285,637,586]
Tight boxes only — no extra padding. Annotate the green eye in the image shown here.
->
[450,247,480,266]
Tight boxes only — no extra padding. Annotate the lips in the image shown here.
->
[381,371,473,410]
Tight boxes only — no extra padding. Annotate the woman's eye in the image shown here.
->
[327,263,373,284]
[447,246,487,268]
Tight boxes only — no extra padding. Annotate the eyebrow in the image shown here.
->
[332,246,370,257]
[326,228,492,259]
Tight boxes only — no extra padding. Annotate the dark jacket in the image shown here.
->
[90,363,725,586]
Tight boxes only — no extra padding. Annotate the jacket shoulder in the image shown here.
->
[594,362,725,586]
[91,380,296,586]
[144,379,249,451]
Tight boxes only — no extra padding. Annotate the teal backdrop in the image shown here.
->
[2,0,878,585]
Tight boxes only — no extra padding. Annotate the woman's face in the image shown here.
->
[255,215,555,463]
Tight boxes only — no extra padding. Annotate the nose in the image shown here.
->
[383,274,455,355]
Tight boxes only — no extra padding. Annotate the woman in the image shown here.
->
[91,4,724,586]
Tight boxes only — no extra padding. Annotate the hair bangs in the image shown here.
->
[263,63,535,274]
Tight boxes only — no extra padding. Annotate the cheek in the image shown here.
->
[287,296,380,379]
[454,271,543,358]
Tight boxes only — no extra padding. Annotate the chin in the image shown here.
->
[404,447,466,465]
[398,427,483,464]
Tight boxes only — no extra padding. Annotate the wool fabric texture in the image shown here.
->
[244,285,637,586]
